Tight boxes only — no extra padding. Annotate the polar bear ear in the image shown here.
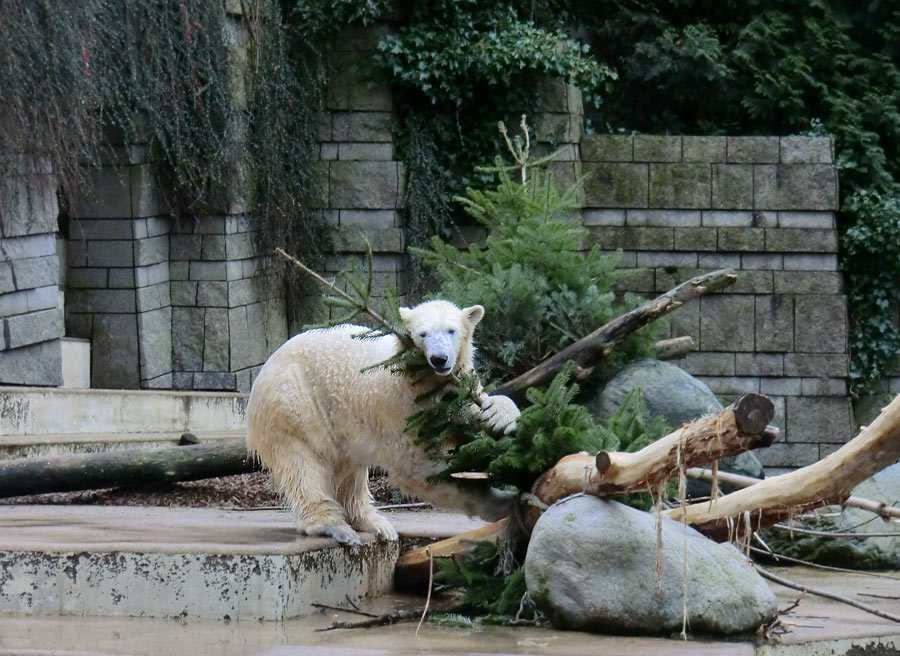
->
[462,305,485,327]
[398,307,412,328]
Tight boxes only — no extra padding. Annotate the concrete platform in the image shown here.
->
[1,505,899,655]
[0,505,468,620]
[0,387,248,458]
[0,566,899,655]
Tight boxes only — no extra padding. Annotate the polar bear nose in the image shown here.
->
[429,354,448,369]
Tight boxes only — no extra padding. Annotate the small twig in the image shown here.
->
[754,565,900,624]
[311,602,379,619]
[771,524,900,538]
[274,247,414,350]
[315,603,464,631]
[416,546,435,637]
[376,502,433,511]
[860,593,900,600]
[747,545,900,581]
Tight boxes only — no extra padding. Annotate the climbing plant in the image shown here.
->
[0,0,328,298]
[571,0,900,392]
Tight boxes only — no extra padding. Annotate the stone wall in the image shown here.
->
[0,157,64,386]
[580,134,850,468]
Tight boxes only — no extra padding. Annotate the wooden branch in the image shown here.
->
[394,518,508,591]
[0,439,258,499]
[274,247,415,350]
[686,468,900,522]
[530,394,776,511]
[494,268,736,403]
[665,393,900,540]
[654,336,694,361]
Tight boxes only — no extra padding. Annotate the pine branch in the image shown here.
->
[274,246,415,350]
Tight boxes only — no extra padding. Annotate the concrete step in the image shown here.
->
[0,387,248,458]
[0,505,413,621]
[0,430,245,459]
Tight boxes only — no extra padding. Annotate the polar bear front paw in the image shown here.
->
[471,394,521,435]
[352,512,399,541]
[305,523,363,546]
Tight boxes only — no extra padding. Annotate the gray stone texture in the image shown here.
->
[755,295,794,352]
[649,164,711,208]
[794,295,847,353]
[92,313,140,389]
[203,308,230,371]
[632,135,681,162]
[682,136,727,162]
[712,164,753,209]
[754,165,838,210]
[3,307,64,350]
[0,338,62,386]
[580,135,633,161]
[329,161,400,209]
[700,295,755,351]
[727,137,780,163]
[525,496,777,635]
[138,307,172,382]
[786,396,853,443]
[172,307,205,371]
[11,255,58,291]
[582,163,647,207]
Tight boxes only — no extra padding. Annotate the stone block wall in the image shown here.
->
[580,134,850,467]
[66,152,172,390]
[0,157,64,385]
[316,26,407,316]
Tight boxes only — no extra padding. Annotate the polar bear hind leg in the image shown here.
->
[337,468,399,541]
[258,427,364,546]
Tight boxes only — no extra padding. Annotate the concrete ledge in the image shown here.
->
[0,429,245,459]
[0,506,398,621]
[0,387,248,436]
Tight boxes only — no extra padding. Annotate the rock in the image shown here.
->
[763,462,900,569]
[525,495,777,636]
[587,358,766,494]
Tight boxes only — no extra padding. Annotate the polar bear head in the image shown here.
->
[399,300,484,376]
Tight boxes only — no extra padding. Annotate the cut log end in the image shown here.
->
[733,394,775,435]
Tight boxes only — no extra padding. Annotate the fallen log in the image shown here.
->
[663,394,900,540]
[494,268,737,403]
[0,439,259,499]
[394,518,509,591]
[686,468,900,522]
[528,394,776,518]
[653,336,694,361]
[397,394,777,584]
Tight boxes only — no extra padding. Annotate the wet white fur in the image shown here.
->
[246,300,520,546]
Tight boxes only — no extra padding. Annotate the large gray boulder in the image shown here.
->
[588,359,766,490]
[525,495,777,635]
[764,462,900,569]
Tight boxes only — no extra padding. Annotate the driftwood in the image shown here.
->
[0,439,258,499]
[663,392,900,540]
[394,518,509,590]
[494,268,737,403]
[653,336,694,361]
[686,468,900,522]
[526,394,777,521]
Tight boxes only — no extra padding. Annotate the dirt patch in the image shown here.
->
[0,470,415,510]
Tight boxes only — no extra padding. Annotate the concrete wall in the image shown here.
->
[0,157,64,386]
[580,134,850,467]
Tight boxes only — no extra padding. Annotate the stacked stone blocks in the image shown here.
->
[0,157,64,385]
[581,135,849,467]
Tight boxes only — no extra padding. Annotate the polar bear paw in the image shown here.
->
[353,512,399,541]
[305,523,363,546]
[471,394,520,435]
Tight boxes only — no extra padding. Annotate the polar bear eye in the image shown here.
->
[419,331,427,338]
[447,328,456,335]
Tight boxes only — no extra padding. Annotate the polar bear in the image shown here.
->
[247,300,521,546]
